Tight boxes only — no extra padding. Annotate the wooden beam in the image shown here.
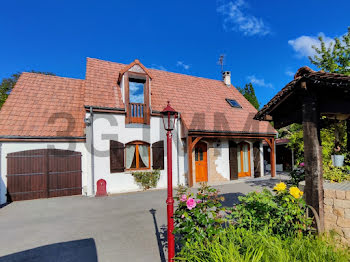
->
[187,136,193,187]
[302,94,324,232]
[191,137,203,148]
[263,137,272,148]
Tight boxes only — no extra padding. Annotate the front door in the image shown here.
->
[238,142,251,177]
[195,142,208,182]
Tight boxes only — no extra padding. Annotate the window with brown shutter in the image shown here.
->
[152,141,164,170]
[110,140,125,173]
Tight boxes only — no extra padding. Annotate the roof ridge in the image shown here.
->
[86,57,229,84]
[22,72,84,81]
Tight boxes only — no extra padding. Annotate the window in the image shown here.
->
[109,140,164,172]
[125,141,150,170]
[129,78,145,103]
[226,98,241,108]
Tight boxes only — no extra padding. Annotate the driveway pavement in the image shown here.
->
[0,175,287,262]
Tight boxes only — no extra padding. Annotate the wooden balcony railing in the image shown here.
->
[129,103,145,123]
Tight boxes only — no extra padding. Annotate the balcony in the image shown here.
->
[129,103,145,124]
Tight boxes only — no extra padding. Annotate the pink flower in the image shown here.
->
[180,194,187,202]
[196,199,202,204]
[186,198,196,210]
[181,214,185,218]
[300,162,305,167]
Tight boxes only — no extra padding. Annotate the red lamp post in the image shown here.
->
[161,101,178,261]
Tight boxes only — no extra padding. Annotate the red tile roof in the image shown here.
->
[0,73,85,137]
[0,58,276,138]
[85,58,276,135]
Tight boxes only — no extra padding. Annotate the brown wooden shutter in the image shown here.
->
[110,140,125,173]
[229,141,238,180]
[152,141,164,170]
[253,142,261,178]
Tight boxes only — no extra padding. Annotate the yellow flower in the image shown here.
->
[289,186,303,199]
[273,182,287,192]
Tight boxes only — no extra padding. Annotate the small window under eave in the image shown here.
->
[226,98,241,108]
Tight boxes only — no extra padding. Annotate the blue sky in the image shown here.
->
[0,0,349,107]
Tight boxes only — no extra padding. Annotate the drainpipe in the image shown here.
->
[0,143,2,203]
[90,107,95,195]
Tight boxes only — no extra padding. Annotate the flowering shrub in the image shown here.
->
[131,170,160,190]
[173,184,225,244]
[288,163,305,186]
[323,161,350,183]
[229,182,312,237]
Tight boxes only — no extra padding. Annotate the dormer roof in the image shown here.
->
[118,59,153,83]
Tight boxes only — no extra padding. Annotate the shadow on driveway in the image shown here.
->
[0,238,98,262]
[219,192,246,208]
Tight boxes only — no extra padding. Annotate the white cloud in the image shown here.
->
[288,33,334,58]
[247,75,273,89]
[150,64,167,71]
[176,61,190,70]
[217,0,270,36]
[285,70,295,77]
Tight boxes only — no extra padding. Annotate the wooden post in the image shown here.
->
[302,90,324,231]
[347,119,350,152]
[270,138,276,177]
[187,136,193,187]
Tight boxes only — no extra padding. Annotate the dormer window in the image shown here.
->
[119,59,153,125]
[129,78,145,103]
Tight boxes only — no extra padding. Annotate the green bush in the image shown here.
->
[173,184,225,245]
[131,170,160,190]
[323,161,350,183]
[229,183,312,237]
[175,226,350,262]
[288,163,305,186]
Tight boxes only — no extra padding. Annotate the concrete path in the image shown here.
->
[0,175,287,262]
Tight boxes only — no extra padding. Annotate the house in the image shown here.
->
[0,58,276,203]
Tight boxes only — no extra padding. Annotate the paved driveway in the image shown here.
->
[0,176,286,262]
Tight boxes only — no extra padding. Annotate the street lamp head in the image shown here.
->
[161,101,178,131]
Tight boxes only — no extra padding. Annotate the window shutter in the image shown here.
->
[110,140,125,173]
[152,140,164,170]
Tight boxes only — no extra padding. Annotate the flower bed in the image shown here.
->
[173,182,349,261]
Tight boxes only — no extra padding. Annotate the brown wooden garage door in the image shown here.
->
[7,149,82,202]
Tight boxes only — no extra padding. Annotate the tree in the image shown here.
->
[309,27,350,75]
[238,83,260,110]
[0,71,55,109]
[282,27,350,166]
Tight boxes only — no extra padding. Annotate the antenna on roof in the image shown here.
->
[217,54,225,74]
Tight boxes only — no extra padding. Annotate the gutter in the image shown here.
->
[188,130,277,136]
[84,105,125,112]
[0,136,85,139]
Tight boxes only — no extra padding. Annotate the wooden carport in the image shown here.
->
[255,66,350,231]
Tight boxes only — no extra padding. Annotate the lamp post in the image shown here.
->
[161,101,178,261]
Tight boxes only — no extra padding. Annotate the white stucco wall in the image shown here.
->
[213,139,230,180]
[0,142,89,204]
[87,113,186,195]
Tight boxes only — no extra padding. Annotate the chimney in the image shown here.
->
[222,71,231,86]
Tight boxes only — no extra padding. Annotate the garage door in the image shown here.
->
[7,149,82,202]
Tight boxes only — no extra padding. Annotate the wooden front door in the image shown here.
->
[238,142,251,177]
[195,142,208,182]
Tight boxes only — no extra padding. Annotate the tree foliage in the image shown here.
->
[280,27,350,166]
[308,27,350,75]
[238,83,260,110]
[0,71,55,109]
